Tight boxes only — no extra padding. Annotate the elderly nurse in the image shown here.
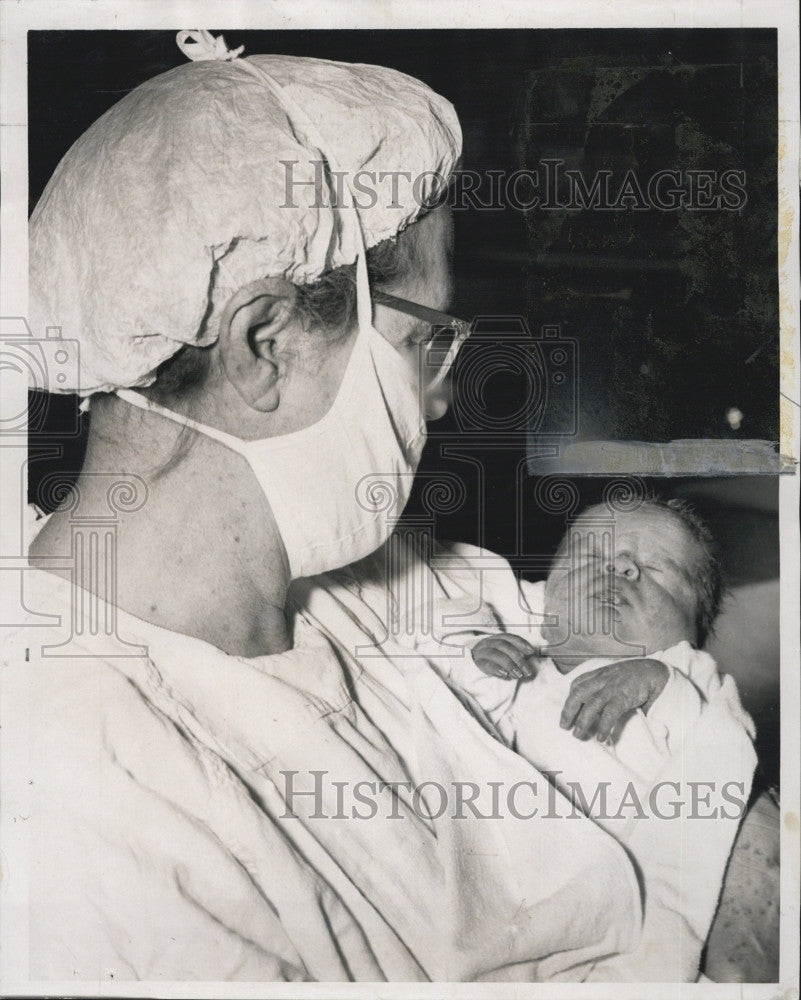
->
[20,33,642,982]
[29,32,463,657]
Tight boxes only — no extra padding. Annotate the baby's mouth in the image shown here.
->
[593,583,629,608]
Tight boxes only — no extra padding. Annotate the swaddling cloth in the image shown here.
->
[400,566,757,982]
[481,640,756,981]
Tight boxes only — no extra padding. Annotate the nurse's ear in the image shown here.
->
[218,278,299,412]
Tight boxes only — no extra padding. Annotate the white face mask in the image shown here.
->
[116,253,427,580]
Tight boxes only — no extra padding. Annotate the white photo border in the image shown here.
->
[1,2,798,998]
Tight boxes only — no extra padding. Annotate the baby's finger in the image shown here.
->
[561,677,604,728]
[567,666,611,697]
[473,647,518,678]
[608,708,637,745]
[492,634,538,656]
[472,652,506,677]
[595,699,626,743]
[485,637,533,677]
[568,693,607,740]
[559,687,584,729]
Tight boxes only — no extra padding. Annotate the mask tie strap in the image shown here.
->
[116,388,250,456]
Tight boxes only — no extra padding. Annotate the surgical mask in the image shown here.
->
[117,251,427,579]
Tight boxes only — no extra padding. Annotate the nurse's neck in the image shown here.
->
[31,389,293,658]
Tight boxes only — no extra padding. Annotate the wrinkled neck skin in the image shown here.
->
[30,392,292,657]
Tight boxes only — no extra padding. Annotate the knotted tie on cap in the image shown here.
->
[176,29,244,63]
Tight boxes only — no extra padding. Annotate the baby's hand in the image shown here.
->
[471,634,539,680]
[560,658,670,742]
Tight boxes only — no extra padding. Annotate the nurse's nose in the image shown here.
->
[605,553,640,581]
[425,378,451,421]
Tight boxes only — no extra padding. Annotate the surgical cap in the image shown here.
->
[29,35,462,395]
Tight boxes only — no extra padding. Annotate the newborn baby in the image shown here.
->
[457,499,757,982]
[471,498,719,743]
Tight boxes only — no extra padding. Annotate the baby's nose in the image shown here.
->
[605,553,640,581]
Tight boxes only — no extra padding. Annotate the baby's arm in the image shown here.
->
[558,657,671,743]
[471,638,675,741]
[556,642,755,752]
[471,638,678,747]
[571,642,756,756]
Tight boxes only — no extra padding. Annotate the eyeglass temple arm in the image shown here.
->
[372,290,467,330]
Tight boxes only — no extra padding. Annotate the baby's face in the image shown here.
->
[543,505,701,669]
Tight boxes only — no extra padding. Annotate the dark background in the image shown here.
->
[28,27,779,552]
[28,30,780,786]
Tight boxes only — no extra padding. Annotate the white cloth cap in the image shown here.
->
[29,43,462,394]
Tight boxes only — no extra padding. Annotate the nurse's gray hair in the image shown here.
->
[152,221,426,400]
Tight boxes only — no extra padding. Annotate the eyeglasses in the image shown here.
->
[372,290,472,392]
